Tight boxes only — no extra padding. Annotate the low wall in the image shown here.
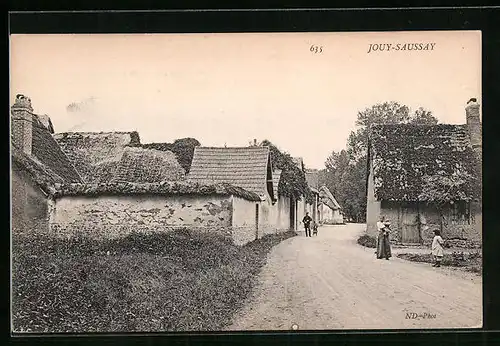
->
[50,194,234,241]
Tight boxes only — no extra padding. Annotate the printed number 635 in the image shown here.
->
[310,45,323,53]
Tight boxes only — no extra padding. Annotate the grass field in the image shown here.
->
[11,228,296,333]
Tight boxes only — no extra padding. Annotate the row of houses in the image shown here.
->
[11,94,343,246]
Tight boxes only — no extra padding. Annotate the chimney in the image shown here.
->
[465,98,481,155]
[253,139,257,146]
[11,94,34,155]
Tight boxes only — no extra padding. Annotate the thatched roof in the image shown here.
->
[52,180,261,201]
[11,145,63,195]
[368,124,478,201]
[112,146,185,183]
[272,169,282,199]
[53,131,134,178]
[319,185,341,210]
[29,117,83,184]
[11,113,82,187]
[188,146,274,199]
[53,131,141,183]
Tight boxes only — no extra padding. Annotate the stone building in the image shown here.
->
[366,99,482,247]
[318,185,344,225]
[11,94,83,235]
[188,146,285,237]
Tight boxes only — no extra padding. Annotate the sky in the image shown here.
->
[10,31,481,169]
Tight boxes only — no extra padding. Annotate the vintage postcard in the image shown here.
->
[10,31,482,333]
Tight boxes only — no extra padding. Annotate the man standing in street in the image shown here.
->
[302,212,313,237]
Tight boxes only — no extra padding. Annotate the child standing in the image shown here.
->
[312,220,318,236]
[431,230,445,267]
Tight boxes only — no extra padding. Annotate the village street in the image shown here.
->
[228,224,482,331]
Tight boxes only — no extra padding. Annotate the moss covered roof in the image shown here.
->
[11,145,64,195]
[53,131,141,183]
[52,180,261,201]
[53,131,185,184]
[30,117,82,183]
[368,124,478,201]
[112,147,185,183]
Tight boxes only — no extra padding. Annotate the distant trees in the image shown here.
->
[320,101,438,222]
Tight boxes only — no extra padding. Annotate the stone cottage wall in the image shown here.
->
[366,159,381,236]
[274,196,291,231]
[50,194,233,241]
[11,167,49,235]
[380,201,481,247]
[231,196,258,245]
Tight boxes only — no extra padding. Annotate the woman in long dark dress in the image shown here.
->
[376,218,392,260]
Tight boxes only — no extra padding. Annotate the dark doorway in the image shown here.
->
[255,204,259,239]
[289,197,296,231]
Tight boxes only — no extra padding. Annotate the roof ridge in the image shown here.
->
[54,131,138,136]
[196,146,270,150]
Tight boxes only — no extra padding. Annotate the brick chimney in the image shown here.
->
[11,94,34,155]
[465,98,481,157]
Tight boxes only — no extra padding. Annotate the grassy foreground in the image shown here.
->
[12,229,296,333]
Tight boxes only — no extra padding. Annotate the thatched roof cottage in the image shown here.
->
[366,99,482,247]
[11,94,83,234]
[10,95,270,245]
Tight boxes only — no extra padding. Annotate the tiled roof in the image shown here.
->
[368,124,478,201]
[272,169,282,199]
[188,146,272,197]
[112,146,185,183]
[319,185,341,210]
[31,117,82,184]
[53,131,141,183]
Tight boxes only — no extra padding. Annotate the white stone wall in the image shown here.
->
[366,158,381,236]
[50,194,233,240]
[232,196,259,245]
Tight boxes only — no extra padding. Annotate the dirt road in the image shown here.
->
[228,224,482,330]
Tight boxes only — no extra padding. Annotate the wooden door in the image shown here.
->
[401,207,421,244]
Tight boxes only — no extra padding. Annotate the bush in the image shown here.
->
[357,234,377,248]
[12,229,296,333]
[397,251,482,269]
